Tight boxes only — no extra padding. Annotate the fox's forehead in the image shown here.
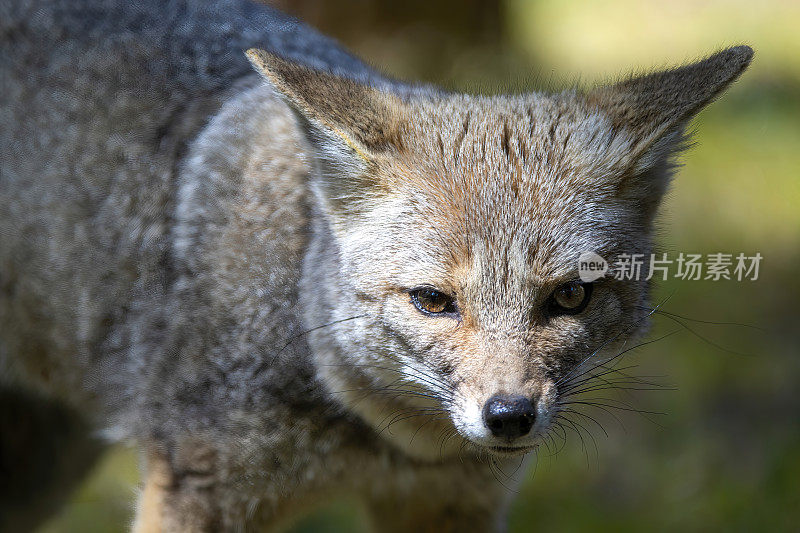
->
[383,94,637,236]
[398,93,633,188]
[370,94,636,283]
[393,207,619,285]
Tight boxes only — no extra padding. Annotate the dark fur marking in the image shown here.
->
[501,120,511,161]
[453,111,471,164]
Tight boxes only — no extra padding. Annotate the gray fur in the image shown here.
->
[0,1,751,530]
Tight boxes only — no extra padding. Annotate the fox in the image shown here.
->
[0,0,753,531]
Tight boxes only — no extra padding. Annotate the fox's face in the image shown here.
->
[248,47,752,458]
[313,96,658,455]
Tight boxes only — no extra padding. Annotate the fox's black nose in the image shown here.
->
[482,395,536,439]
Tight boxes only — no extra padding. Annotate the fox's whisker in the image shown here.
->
[636,305,757,357]
[409,415,448,445]
[547,423,569,457]
[556,293,674,387]
[634,305,764,330]
[322,362,455,398]
[378,351,457,393]
[558,399,666,418]
[559,327,677,391]
[383,410,448,433]
[324,356,457,398]
[486,458,520,493]
[554,415,594,464]
[563,384,671,397]
[252,314,369,375]
[559,363,647,393]
[557,408,612,437]
[332,386,452,405]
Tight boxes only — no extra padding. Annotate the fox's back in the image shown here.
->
[0,0,384,402]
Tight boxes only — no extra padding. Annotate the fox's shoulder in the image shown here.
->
[175,80,312,268]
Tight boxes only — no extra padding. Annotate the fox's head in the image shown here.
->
[248,47,752,459]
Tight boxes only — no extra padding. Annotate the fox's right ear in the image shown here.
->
[246,49,406,216]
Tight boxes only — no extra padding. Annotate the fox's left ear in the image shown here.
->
[588,45,753,175]
[246,48,406,216]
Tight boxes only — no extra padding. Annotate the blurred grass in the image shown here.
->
[39,447,139,533]
[508,0,800,80]
[42,0,799,531]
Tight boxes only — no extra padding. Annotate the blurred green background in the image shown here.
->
[42,0,800,531]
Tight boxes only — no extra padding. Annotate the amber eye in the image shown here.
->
[549,281,592,315]
[409,288,457,316]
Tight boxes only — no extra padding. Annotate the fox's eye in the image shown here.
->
[549,281,592,315]
[409,288,457,316]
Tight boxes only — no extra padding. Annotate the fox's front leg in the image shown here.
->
[364,466,514,533]
[133,446,225,533]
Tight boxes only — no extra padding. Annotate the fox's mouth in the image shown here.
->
[486,444,537,456]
